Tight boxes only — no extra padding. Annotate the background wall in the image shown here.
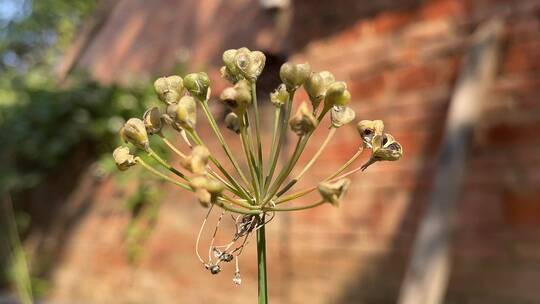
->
[13,0,540,303]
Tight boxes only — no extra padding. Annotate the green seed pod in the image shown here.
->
[279,62,311,91]
[324,81,350,108]
[184,72,210,101]
[289,102,318,136]
[304,71,335,109]
[222,48,266,82]
[331,106,356,128]
[143,107,162,135]
[269,84,289,107]
[181,145,210,175]
[120,118,149,151]
[112,146,136,171]
[224,112,241,134]
[223,49,240,78]
[317,179,350,207]
[361,133,403,171]
[154,75,183,104]
[175,95,197,130]
[356,120,385,149]
[234,47,266,82]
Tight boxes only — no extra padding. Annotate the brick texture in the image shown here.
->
[43,0,540,303]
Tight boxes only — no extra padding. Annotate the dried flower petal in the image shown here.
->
[361,133,403,171]
[331,106,356,128]
[317,179,351,207]
[269,84,289,107]
[289,102,318,136]
[112,146,136,171]
[356,120,385,149]
[143,107,162,134]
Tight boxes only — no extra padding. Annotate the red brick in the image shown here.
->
[372,10,416,34]
[420,0,468,20]
[349,72,388,99]
[503,40,540,74]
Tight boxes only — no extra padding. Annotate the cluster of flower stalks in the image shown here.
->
[113,47,403,285]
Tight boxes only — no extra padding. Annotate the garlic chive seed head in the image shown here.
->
[120,118,149,151]
[331,106,356,128]
[176,95,197,130]
[304,71,335,109]
[289,102,318,136]
[184,72,210,101]
[219,79,252,116]
[113,146,137,171]
[223,48,266,82]
[279,62,311,91]
[154,75,184,105]
[181,145,210,175]
[317,179,351,207]
[143,106,163,135]
[324,81,350,108]
[356,120,385,149]
[224,112,241,134]
[361,133,403,171]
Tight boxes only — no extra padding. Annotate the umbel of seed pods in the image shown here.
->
[113,47,403,284]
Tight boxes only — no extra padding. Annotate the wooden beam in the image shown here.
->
[397,18,504,304]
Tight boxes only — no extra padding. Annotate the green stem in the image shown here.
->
[264,90,295,193]
[275,127,337,197]
[187,129,252,200]
[257,222,269,304]
[199,99,252,188]
[263,134,310,205]
[147,148,188,181]
[136,157,192,191]
[239,119,261,203]
[251,82,263,184]
[268,199,325,212]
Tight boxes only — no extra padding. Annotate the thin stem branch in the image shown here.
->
[268,199,325,212]
[159,136,187,158]
[147,147,188,181]
[264,90,295,194]
[239,119,261,203]
[251,82,264,185]
[199,99,252,188]
[136,157,192,191]
[275,127,337,197]
[187,129,252,200]
[275,146,364,204]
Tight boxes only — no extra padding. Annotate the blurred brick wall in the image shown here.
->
[47,0,540,303]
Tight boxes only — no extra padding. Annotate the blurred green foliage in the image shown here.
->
[0,0,169,297]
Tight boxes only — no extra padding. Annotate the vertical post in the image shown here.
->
[397,19,504,304]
